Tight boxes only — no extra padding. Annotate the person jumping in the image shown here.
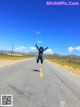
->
[35,44,48,64]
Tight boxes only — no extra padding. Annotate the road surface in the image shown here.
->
[0,59,80,107]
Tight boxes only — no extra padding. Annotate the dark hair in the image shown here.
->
[40,47,43,51]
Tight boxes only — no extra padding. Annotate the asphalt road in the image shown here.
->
[0,59,80,107]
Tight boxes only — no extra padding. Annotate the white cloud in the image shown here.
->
[68,47,74,52]
[36,31,41,34]
[75,46,80,51]
[45,49,53,54]
[37,40,42,43]
[68,45,80,52]
[16,46,27,51]
[30,47,36,50]
[15,46,37,52]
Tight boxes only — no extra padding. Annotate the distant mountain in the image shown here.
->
[45,53,80,63]
[0,50,80,59]
[0,50,37,56]
[0,50,15,53]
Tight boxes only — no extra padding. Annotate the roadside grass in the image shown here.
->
[46,58,80,78]
[47,58,80,69]
[0,53,34,60]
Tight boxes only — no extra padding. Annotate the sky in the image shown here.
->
[0,0,80,55]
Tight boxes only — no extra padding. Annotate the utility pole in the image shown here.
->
[11,43,14,59]
[70,54,72,62]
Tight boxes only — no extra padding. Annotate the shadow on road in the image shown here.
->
[33,69,40,72]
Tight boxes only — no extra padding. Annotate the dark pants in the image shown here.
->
[37,56,43,64]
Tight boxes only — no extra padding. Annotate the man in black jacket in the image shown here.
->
[35,44,48,64]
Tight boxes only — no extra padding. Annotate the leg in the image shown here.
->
[41,56,43,64]
[37,56,39,63]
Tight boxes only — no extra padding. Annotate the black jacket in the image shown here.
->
[35,44,48,56]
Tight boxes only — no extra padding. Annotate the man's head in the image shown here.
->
[39,47,43,51]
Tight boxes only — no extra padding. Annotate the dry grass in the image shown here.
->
[0,53,33,60]
[0,53,33,68]
[48,59,80,78]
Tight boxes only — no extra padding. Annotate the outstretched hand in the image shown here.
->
[44,47,48,51]
[35,44,39,50]
[45,47,48,49]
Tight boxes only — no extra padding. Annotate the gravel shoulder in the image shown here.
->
[0,58,31,68]
[48,60,80,79]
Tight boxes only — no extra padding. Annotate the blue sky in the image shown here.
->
[0,0,80,55]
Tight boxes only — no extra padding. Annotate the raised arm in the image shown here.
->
[35,44,39,50]
[43,47,48,51]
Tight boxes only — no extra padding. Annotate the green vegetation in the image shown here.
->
[0,53,34,60]
[48,59,80,69]
[45,55,80,69]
